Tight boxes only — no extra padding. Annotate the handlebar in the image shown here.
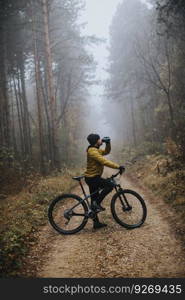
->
[111,168,125,179]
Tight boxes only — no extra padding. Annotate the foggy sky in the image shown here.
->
[80,0,151,140]
[80,0,121,139]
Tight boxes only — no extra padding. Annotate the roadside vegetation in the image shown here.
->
[0,168,80,277]
[119,139,185,244]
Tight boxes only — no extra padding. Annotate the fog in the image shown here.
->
[1,0,185,284]
[80,0,151,143]
[79,0,122,141]
[2,0,184,170]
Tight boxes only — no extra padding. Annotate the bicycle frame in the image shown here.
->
[48,168,147,234]
[69,171,130,213]
[78,177,127,210]
[66,179,115,212]
[71,182,103,211]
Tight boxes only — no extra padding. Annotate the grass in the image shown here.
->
[122,152,185,243]
[0,168,81,277]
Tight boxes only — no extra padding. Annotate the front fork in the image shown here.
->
[114,185,132,211]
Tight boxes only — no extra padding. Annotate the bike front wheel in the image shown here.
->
[48,194,88,234]
[111,189,147,229]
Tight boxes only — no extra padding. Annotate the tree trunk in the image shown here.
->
[166,91,176,140]
[31,0,45,173]
[42,0,58,170]
[9,80,18,158]
[0,24,10,150]
[130,96,137,147]
[19,61,33,160]
[13,74,24,157]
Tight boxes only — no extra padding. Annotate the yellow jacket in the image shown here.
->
[84,143,119,177]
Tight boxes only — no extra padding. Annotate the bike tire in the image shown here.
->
[111,189,147,229]
[48,193,88,235]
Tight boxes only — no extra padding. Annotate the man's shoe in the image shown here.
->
[93,222,107,230]
[92,201,106,212]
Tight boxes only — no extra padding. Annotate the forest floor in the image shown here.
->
[24,168,185,278]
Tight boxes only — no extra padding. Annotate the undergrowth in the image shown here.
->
[119,143,185,243]
[0,167,81,277]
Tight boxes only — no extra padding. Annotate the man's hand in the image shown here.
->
[102,137,111,144]
[119,165,125,174]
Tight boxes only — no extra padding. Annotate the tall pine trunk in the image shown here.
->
[19,61,32,160]
[31,0,45,173]
[0,24,10,152]
[42,0,59,170]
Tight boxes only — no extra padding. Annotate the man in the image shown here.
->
[84,133,125,229]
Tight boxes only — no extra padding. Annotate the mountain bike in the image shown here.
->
[48,169,147,235]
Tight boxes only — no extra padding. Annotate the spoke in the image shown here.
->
[50,196,87,233]
[72,212,86,217]
[114,191,144,227]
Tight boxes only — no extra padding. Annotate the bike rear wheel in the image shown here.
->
[111,189,147,229]
[48,194,88,234]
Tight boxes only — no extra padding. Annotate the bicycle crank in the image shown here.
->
[86,210,96,219]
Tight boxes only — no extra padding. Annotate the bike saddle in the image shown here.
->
[72,175,84,181]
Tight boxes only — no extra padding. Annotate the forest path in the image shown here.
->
[35,170,185,278]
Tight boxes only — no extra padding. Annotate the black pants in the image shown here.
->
[85,175,115,206]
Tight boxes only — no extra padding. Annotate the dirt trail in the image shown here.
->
[35,171,185,278]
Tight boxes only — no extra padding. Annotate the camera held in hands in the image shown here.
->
[102,136,110,143]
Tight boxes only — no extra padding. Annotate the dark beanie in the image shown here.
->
[87,133,100,146]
